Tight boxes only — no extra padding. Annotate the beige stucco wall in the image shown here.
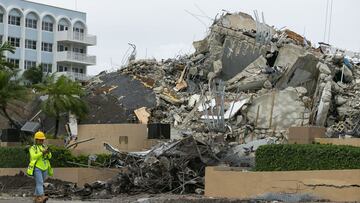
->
[205,167,360,202]
[0,168,119,186]
[73,124,149,155]
[315,138,360,147]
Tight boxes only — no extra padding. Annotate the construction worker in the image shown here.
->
[26,131,53,203]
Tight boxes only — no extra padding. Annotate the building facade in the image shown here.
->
[0,0,96,81]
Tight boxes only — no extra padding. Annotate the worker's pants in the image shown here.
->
[34,167,47,196]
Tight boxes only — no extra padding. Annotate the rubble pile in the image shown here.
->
[77,11,360,195]
[85,11,360,141]
[94,136,273,195]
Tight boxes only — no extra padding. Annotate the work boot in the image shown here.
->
[42,195,49,202]
[33,196,43,203]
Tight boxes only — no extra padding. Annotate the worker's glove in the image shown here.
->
[42,148,49,154]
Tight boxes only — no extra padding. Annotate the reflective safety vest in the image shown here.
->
[26,145,53,176]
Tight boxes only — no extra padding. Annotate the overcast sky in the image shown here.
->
[30,0,360,75]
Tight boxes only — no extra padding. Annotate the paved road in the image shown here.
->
[0,198,114,203]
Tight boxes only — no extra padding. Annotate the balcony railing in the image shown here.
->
[57,51,96,65]
[55,71,91,81]
[57,31,97,46]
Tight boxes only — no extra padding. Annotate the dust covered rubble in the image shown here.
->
[79,11,360,196]
[86,11,359,141]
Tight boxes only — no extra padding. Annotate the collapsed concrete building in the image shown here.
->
[86,11,360,143]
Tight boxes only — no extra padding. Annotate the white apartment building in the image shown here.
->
[0,0,96,81]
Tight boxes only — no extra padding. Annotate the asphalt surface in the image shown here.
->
[0,198,114,203]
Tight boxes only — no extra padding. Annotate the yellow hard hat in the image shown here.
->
[34,131,46,140]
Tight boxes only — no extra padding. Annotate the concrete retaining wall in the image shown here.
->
[0,168,119,186]
[73,124,158,155]
[205,167,360,202]
[315,138,360,147]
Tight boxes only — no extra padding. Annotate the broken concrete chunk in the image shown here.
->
[335,95,347,106]
[173,114,182,123]
[263,80,272,89]
[188,66,198,76]
[316,81,332,126]
[274,44,305,68]
[276,54,319,96]
[192,39,209,55]
[220,12,256,31]
[247,89,309,129]
[317,62,332,75]
[213,60,222,75]
[192,54,205,62]
[188,94,201,108]
[220,37,266,80]
[295,86,308,96]
[226,55,267,85]
[341,65,353,82]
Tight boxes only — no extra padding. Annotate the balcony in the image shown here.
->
[55,71,91,81]
[57,51,96,65]
[57,31,97,46]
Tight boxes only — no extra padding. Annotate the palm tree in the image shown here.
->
[0,42,16,71]
[34,75,88,137]
[0,70,28,129]
[23,64,44,85]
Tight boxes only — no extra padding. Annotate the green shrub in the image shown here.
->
[255,144,360,171]
[0,146,111,168]
[0,147,29,168]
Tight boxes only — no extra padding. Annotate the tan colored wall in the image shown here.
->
[45,139,64,147]
[0,142,21,147]
[205,167,360,202]
[0,168,119,186]
[288,126,325,144]
[315,138,360,147]
[73,124,149,155]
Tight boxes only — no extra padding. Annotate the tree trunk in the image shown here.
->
[1,106,20,129]
[54,115,59,138]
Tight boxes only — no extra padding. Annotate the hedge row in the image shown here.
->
[255,144,360,171]
[0,146,111,168]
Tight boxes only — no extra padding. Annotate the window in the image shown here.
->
[73,27,84,33]
[8,37,20,47]
[79,68,84,74]
[42,21,53,32]
[58,24,68,31]
[0,14,3,23]
[8,15,20,26]
[7,58,20,69]
[25,39,37,50]
[57,65,68,72]
[41,42,53,52]
[42,63,52,73]
[73,47,84,53]
[24,60,36,70]
[26,18,37,29]
[58,44,68,52]
[0,35,3,44]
